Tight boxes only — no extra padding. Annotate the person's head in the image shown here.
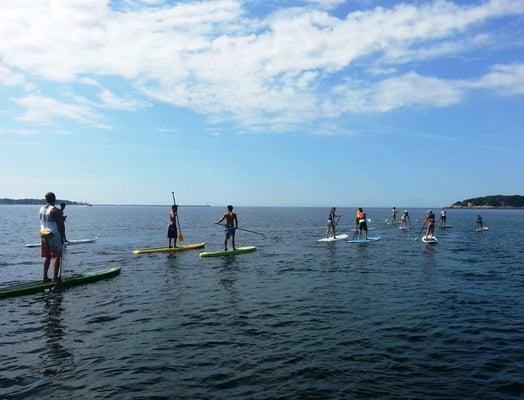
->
[60,202,66,210]
[171,205,178,212]
[227,205,233,212]
[477,214,481,218]
[45,192,56,205]
[428,210,433,214]
[393,207,396,210]
[331,207,336,212]
[404,209,408,213]
[358,207,363,212]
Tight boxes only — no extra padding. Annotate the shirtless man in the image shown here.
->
[40,192,66,282]
[216,205,238,251]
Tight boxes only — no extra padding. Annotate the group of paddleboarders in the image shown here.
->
[324,206,487,242]
[168,203,239,251]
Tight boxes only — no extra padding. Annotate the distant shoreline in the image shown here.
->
[0,198,91,206]
[449,206,524,209]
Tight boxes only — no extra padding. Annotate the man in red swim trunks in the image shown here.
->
[39,192,66,282]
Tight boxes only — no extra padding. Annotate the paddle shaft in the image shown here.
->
[172,192,184,241]
[215,223,264,236]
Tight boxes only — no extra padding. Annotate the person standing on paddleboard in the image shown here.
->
[391,207,397,223]
[400,209,410,228]
[439,208,447,228]
[476,215,483,230]
[326,207,339,238]
[168,205,178,248]
[425,210,436,238]
[357,208,368,240]
[216,205,238,251]
[40,192,65,282]
[59,202,68,242]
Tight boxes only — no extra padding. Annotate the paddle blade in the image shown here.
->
[178,232,184,241]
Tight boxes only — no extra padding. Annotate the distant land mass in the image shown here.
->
[0,198,91,206]
[450,195,524,208]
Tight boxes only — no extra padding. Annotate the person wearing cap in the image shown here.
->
[400,209,410,228]
[425,210,436,238]
[215,205,238,251]
[39,192,66,282]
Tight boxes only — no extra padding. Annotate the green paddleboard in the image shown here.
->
[0,267,121,298]
[199,246,257,258]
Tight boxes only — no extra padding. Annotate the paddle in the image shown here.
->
[171,192,184,242]
[384,215,392,223]
[414,221,427,241]
[215,223,266,237]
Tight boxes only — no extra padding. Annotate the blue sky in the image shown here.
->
[0,0,523,206]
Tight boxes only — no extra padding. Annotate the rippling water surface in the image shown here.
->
[1,205,523,399]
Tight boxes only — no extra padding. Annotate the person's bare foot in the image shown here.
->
[43,277,51,283]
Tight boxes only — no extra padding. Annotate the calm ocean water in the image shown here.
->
[1,205,523,399]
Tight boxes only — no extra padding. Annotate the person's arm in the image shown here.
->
[234,213,238,228]
[52,208,66,242]
[215,214,226,224]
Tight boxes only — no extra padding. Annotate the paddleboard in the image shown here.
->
[348,236,381,243]
[422,235,438,243]
[25,237,98,248]
[399,226,409,230]
[318,234,349,242]
[199,246,256,258]
[133,242,205,255]
[0,267,121,298]
[438,225,453,229]
[474,227,489,231]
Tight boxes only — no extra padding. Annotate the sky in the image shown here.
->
[0,0,523,207]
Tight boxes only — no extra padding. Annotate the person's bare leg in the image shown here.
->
[43,258,51,282]
[52,257,61,282]
[232,237,236,251]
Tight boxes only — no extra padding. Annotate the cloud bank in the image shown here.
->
[0,0,523,132]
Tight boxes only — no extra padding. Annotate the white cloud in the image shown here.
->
[0,0,523,132]
[330,72,463,113]
[0,127,72,136]
[465,63,524,95]
[13,94,110,128]
[97,89,149,110]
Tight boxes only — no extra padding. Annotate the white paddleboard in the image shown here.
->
[25,237,98,248]
[399,226,409,230]
[318,234,349,242]
[348,236,381,243]
[422,235,438,243]
[474,227,489,231]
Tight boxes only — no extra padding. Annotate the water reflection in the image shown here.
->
[39,292,73,378]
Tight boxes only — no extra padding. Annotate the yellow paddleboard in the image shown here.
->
[132,242,205,255]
